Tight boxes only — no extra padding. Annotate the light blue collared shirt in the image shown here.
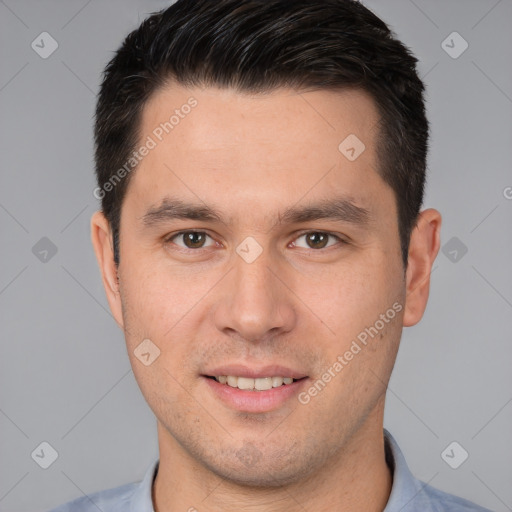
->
[49,430,493,511]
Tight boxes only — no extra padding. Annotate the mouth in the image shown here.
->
[204,375,306,391]
[201,366,309,413]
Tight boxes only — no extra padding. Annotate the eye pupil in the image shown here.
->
[184,232,205,248]
[307,232,328,249]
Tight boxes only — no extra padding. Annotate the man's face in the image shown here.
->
[105,85,409,485]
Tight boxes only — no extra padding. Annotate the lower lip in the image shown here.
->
[203,376,308,413]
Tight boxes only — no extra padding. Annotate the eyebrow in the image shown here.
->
[279,198,370,226]
[141,198,223,226]
[140,195,370,228]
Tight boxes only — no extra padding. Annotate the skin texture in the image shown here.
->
[91,85,441,512]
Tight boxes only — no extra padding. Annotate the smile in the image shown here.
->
[213,375,298,391]
[203,375,308,413]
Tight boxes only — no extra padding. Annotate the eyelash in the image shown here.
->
[164,230,347,253]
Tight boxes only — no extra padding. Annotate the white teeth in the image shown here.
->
[237,377,254,390]
[272,376,283,387]
[214,375,296,391]
[255,377,273,391]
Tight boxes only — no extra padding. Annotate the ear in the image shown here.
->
[90,211,124,330]
[403,208,442,327]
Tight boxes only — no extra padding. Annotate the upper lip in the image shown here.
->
[203,364,308,380]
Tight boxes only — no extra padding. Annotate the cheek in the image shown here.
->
[119,259,215,377]
[120,264,199,410]
[302,305,402,428]
[298,255,400,344]
[120,258,200,332]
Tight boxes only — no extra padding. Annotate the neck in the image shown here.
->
[153,412,392,512]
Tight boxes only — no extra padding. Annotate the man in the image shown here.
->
[50,0,492,510]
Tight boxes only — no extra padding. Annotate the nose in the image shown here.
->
[213,245,297,344]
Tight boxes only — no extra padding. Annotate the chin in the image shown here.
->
[199,444,317,489]
[211,463,306,489]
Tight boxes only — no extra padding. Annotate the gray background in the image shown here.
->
[1,1,511,511]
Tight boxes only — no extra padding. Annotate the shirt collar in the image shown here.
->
[130,457,159,512]
[131,430,433,512]
[383,429,437,512]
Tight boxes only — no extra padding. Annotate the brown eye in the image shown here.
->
[170,231,214,249]
[293,232,341,250]
[305,232,329,249]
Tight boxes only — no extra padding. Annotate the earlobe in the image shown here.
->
[403,208,442,327]
[90,211,124,329]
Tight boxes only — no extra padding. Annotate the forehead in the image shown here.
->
[141,83,379,153]
[125,84,387,220]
